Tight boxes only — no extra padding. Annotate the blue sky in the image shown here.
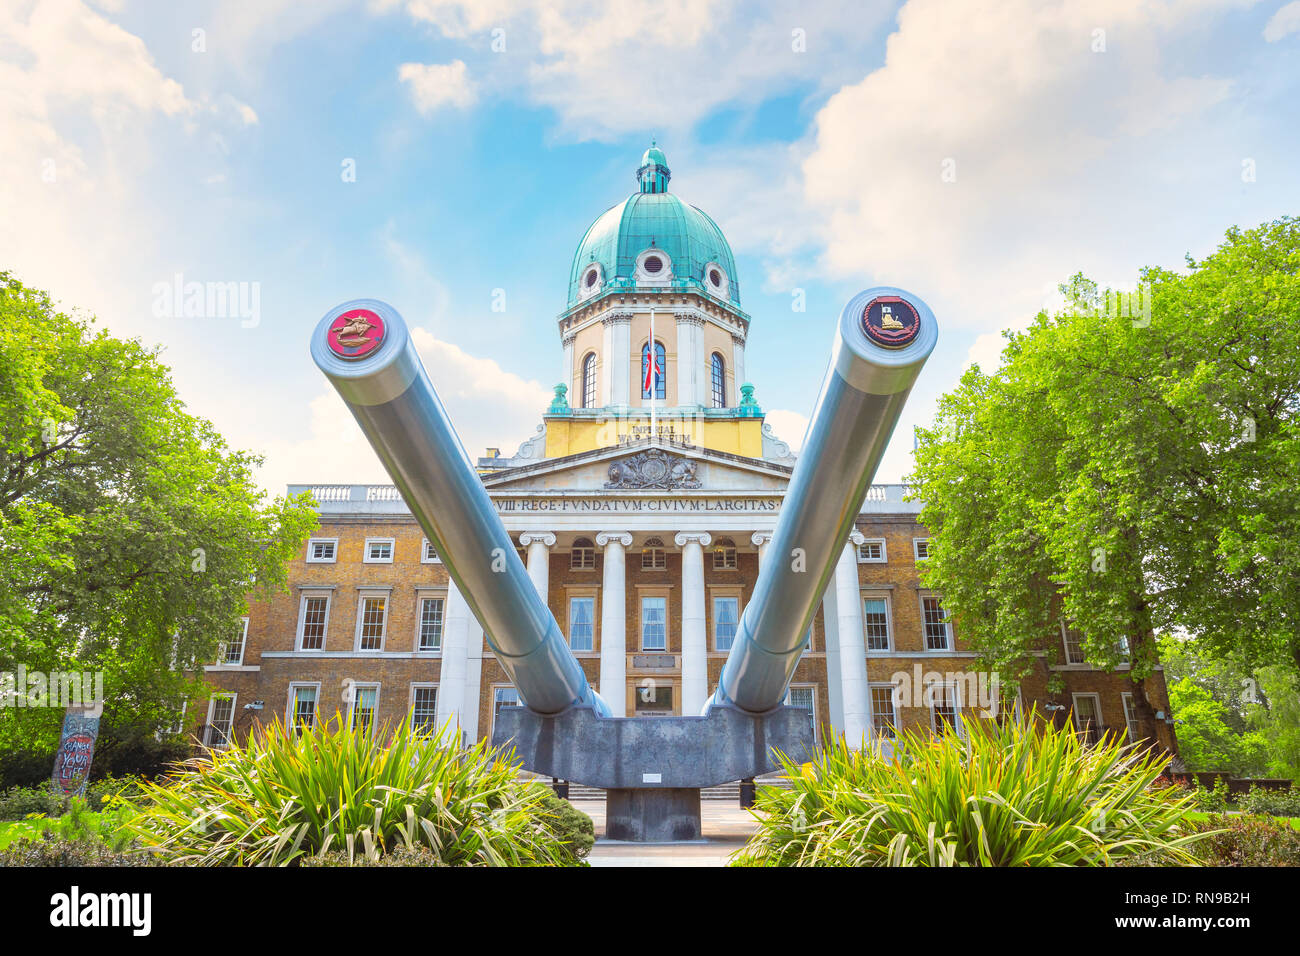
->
[3,0,1299,493]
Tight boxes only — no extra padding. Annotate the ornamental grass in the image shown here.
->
[127,714,580,866]
[733,714,1203,867]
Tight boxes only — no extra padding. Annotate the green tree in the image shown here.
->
[909,219,1300,750]
[0,274,317,765]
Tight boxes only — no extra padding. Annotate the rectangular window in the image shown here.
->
[788,686,817,744]
[569,596,595,651]
[640,596,667,651]
[870,685,897,739]
[356,595,388,651]
[349,684,378,733]
[219,617,249,665]
[913,538,930,561]
[205,694,236,748]
[288,684,318,735]
[858,539,886,562]
[493,686,522,735]
[364,538,394,563]
[713,596,739,651]
[713,545,737,570]
[929,683,961,736]
[1061,622,1086,665]
[863,597,890,651]
[642,547,665,570]
[411,685,438,733]
[1121,693,1139,741]
[307,538,337,563]
[298,593,330,651]
[921,596,950,650]
[417,596,444,651]
[1073,693,1103,744]
[421,538,440,563]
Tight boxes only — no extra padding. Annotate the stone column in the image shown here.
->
[436,578,471,741]
[750,530,772,568]
[676,313,703,407]
[732,334,746,395]
[462,622,485,743]
[562,333,576,398]
[821,586,845,735]
[602,313,631,407]
[596,531,632,717]
[835,530,870,746]
[518,532,556,605]
[676,531,712,716]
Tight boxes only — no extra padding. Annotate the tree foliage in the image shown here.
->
[909,218,1300,747]
[0,273,317,760]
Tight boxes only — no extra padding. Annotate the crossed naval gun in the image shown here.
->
[311,287,937,841]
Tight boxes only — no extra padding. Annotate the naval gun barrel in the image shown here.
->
[710,287,938,715]
[310,299,608,716]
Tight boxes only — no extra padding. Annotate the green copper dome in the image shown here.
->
[567,144,742,312]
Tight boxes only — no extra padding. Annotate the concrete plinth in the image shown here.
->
[606,788,702,842]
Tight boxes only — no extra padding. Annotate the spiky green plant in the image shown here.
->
[126,715,579,866]
[733,715,1204,866]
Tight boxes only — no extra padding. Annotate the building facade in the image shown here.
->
[202,145,1174,756]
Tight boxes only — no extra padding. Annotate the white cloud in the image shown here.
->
[763,408,808,452]
[387,0,895,139]
[254,328,552,493]
[801,0,1244,332]
[1263,1,1300,40]
[399,59,477,113]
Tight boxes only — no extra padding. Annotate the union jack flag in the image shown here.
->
[643,345,661,395]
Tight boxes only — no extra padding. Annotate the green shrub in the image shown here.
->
[0,784,62,821]
[126,715,581,866]
[0,832,150,867]
[1188,776,1231,812]
[1185,814,1300,866]
[1237,785,1300,818]
[734,716,1202,867]
[536,792,595,862]
[301,845,447,867]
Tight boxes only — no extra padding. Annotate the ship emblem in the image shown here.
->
[861,295,921,349]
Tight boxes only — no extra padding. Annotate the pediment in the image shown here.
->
[482,440,791,493]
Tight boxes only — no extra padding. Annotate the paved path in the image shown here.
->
[576,798,759,867]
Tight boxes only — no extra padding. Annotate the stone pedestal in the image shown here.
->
[606,788,702,842]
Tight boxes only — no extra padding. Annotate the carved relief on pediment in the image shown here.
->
[604,448,702,490]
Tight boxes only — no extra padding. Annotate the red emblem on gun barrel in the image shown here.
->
[328,308,385,359]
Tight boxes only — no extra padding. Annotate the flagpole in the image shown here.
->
[650,305,657,439]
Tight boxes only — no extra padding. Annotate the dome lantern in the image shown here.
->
[637,140,671,194]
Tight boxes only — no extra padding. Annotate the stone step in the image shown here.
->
[561,779,792,801]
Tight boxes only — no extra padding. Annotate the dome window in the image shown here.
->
[577,263,604,300]
[634,249,673,285]
[703,260,730,298]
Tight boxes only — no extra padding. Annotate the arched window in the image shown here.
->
[571,538,595,571]
[641,341,666,400]
[581,352,598,408]
[713,536,737,570]
[642,537,665,570]
[710,352,726,408]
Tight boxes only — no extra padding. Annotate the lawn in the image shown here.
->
[1184,811,1300,830]
[0,812,112,849]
